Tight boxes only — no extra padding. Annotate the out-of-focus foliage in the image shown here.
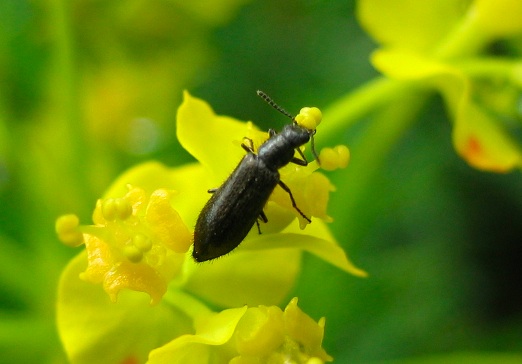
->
[1,0,522,363]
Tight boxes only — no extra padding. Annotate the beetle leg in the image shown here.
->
[254,219,263,235]
[241,137,255,153]
[278,180,311,223]
[291,147,308,166]
[259,210,268,223]
[254,210,268,235]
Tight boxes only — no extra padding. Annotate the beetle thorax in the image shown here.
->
[257,124,311,171]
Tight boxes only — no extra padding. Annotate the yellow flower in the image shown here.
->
[357,0,522,172]
[56,91,363,364]
[148,298,332,364]
[371,50,522,172]
[56,185,192,304]
[474,0,522,37]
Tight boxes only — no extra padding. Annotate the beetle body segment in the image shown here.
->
[192,123,312,262]
[193,154,278,262]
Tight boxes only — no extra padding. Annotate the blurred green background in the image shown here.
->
[1,0,521,363]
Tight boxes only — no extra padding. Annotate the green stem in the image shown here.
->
[49,0,82,144]
[335,87,432,221]
[17,0,92,314]
[320,77,409,141]
[48,0,91,197]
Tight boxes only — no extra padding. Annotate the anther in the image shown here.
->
[55,214,84,247]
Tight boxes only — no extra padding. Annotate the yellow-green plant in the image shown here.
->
[56,92,363,363]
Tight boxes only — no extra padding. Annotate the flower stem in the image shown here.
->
[334,87,432,222]
[320,77,409,141]
[49,0,82,142]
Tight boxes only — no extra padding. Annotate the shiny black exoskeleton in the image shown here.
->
[192,92,319,262]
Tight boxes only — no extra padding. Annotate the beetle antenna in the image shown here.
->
[257,90,295,121]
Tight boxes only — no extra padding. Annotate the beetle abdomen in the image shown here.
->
[193,155,279,262]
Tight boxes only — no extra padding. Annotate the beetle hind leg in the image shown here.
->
[255,210,268,234]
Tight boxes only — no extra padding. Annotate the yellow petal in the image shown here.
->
[241,220,367,277]
[373,49,522,172]
[283,298,332,362]
[57,252,192,364]
[148,306,248,364]
[177,91,258,182]
[183,249,301,308]
[453,102,522,172]
[145,189,192,253]
[102,260,169,304]
[475,0,522,37]
[235,306,285,356]
[102,161,176,199]
[357,0,467,52]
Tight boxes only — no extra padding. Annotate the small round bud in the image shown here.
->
[295,107,322,130]
[318,145,350,171]
[55,214,84,247]
[133,233,152,252]
[124,245,143,263]
[115,198,133,220]
[102,199,117,221]
[102,198,132,221]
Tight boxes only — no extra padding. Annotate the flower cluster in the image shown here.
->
[56,186,191,304]
[56,91,364,363]
[149,298,332,363]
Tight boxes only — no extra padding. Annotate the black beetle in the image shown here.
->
[192,91,322,262]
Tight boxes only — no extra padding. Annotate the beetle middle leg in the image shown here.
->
[290,147,309,166]
[255,210,268,234]
[278,180,311,223]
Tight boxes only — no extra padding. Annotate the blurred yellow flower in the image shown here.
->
[474,0,522,37]
[357,0,522,172]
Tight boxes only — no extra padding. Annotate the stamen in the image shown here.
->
[55,214,84,247]
[102,198,133,221]
[133,233,153,252]
[318,145,350,171]
[124,245,144,263]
